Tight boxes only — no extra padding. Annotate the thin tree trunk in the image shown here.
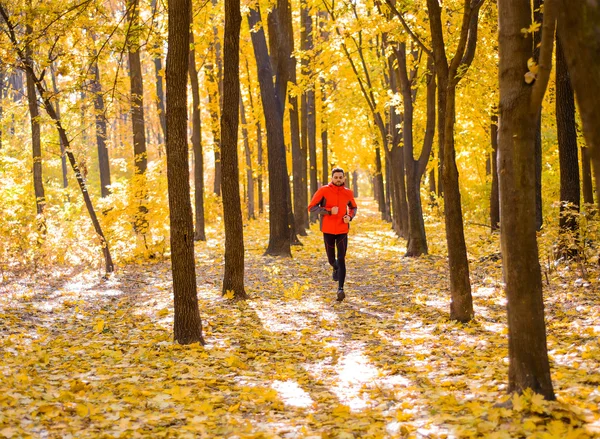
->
[221,0,247,298]
[189,24,206,241]
[581,147,594,205]
[127,0,148,236]
[555,0,600,211]
[50,66,69,190]
[248,6,291,256]
[490,113,500,230]
[352,171,358,195]
[534,0,543,231]
[257,120,264,214]
[240,95,255,220]
[375,146,386,218]
[497,0,555,399]
[556,34,580,257]
[166,0,205,344]
[427,0,479,322]
[90,58,111,198]
[25,26,45,217]
[151,0,167,146]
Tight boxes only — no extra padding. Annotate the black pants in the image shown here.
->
[323,233,348,289]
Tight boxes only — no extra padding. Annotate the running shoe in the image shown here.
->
[336,288,345,302]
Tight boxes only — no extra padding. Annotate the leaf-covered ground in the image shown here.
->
[1,198,599,438]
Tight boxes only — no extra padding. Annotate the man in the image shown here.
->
[308,167,358,302]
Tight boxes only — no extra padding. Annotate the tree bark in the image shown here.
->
[221,0,247,299]
[397,45,434,256]
[555,1,600,212]
[90,57,111,198]
[497,0,555,399]
[248,6,291,256]
[375,146,386,218]
[556,34,580,257]
[50,66,69,190]
[490,114,500,230]
[151,0,167,147]
[127,0,148,236]
[25,25,45,217]
[166,0,205,344]
[581,147,594,206]
[240,95,255,220]
[189,26,206,241]
[427,0,478,322]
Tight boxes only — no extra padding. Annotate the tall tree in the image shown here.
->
[555,1,600,212]
[50,65,68,190]
[248,5,292,256]
[490,113,499,230]
[425,0,483,322]
[221,0,247,299]
[555,35,580,257]
[208,0,223,196]
[189,18,206,241]
[151,0,167,146]
[126,0,149,234]
[89,49,111,198]
[240,95,255,220]
[25,21,45,218]
[497,0,555,399]
[396,45,435,256]
[166,0,205,344]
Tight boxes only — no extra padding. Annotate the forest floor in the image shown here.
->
[1,198,599,438]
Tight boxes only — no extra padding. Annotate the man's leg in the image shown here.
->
[323,234,338,280]
[335,234,348,293]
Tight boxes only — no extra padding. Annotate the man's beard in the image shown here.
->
[333,181,344,186]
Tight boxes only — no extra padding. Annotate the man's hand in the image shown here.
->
[331,206,339,215]
[343,214,351,224]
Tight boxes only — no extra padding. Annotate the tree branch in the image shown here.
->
[382,0,432,57]
[530,0,557,112]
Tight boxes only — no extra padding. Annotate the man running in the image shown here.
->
[308,167,358,302]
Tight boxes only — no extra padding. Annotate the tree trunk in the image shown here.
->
[427,0,478,322]
[205,55,222,197]
[189,26,206,241]
[375,146,386,218]
[497,0,555,399]
[240,95,255,220]
[556,34,580,257]
[127,0,148,237]
[581,147,594,205]
[151,0,166,147]
[210,0,223,197]
[321,85,329,186]
[248,6,291,256]
[221,0,247,299]
[257,121,264,214]
[25,27,45,217]
[166,0,205,344]
[490,114,500,230]
[90,58,111,198]
[397,45,434,256]
[269,0,301,245]
[533,0,543,231]
[352,171,358,196]
[555,1,600,212]
[50,66,69,190]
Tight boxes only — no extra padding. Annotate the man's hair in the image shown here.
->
[331,167,345,176]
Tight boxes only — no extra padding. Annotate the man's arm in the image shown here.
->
[308,189,331,215]
[347,194,357,220]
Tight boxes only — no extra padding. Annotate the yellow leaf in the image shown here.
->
[228,402,241,412]
[93,319,105,333]
[0,427,17,439]
[75,403,90,417]
[512,393,524,412]
[224,290,235,300]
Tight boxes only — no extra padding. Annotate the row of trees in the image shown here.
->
[2,0,600,400]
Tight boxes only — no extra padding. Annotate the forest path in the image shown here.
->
[0,197,598,438]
